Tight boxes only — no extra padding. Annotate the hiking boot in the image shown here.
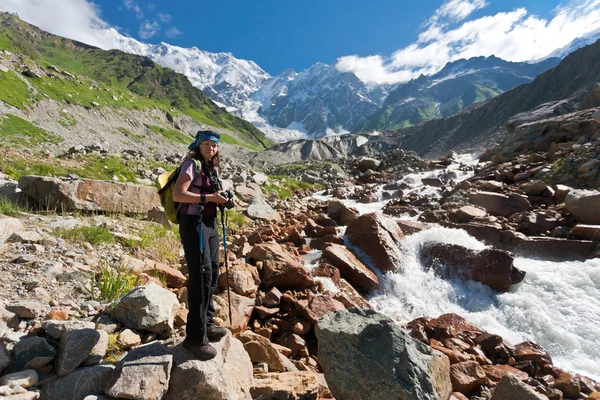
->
[207,325,228,342]
[182,338,217,360]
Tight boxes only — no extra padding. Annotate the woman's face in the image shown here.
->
[199,140,218,161]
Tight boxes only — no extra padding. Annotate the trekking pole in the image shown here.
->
[220,208,233,325]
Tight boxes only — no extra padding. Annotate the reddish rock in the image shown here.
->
[514,341,552,365]
[482,364,528,384]
[293,321,312,336]
[333,279,372,310]
[450,361,487,395]
[422,178,445,187]
[250,243,314,290]
[311,263,341,283]
[46,310,69,321]
[430,341,473,364]
[326,200,359,226]
[218,263,260,296]
[248,231,264,245]
[420,242,525,292]
[277,332,306,358]
[174,309,188,327]
[316,214,337,227]
[322,243,379,291]
[148,263,187,288]
[215,291,254,334]
[469,191,531,217]
[569,224,600,240]
[308,235,345,250]
[451,392,469,400]
[396,220,430,235]
[262,287,283,308]
[345,213,405,273]
[299,295,345,325]
[453,206,487,222]
[254,306,279,320]
[554,372,581,399]
[287,228,306,246]
[426,314,482,339]
[474,333,503,351]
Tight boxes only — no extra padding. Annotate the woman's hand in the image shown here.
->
[208,192,229,205]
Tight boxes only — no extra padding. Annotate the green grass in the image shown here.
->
[124,223,181,264]
[220,133,264,151]
[104,333,125,362]
[264,175,323,199]
[221,209,248,234]
[91,262,138,303]
[0,114,63,146]
[147,124,190,145]
[0,197,29,216]
[0,12,273,149]
[0,69,32,109]
[55,225,115,245]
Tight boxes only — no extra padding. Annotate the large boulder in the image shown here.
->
[420,243,525,292]
[322,243,379,291]
[246,195,281,222]
[345,213,405,273]
[326,200,359,226]
[18,176,160,214]
[39,364,116,400]
[106,342,173,400]
[249,243,314,289]
[165,331,253,400]
[469,191,531,217]
[565,189,600,224]
[316,308,452,400]
[112,283,178,334]
[217,263,260,296]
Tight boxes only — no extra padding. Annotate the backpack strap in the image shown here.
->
[175,159,204,219]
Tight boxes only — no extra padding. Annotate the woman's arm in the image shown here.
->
[172,172,228,204]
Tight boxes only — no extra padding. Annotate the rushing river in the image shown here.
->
[313,154,600,380]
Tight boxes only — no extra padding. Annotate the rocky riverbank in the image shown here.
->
[1,135,599,399]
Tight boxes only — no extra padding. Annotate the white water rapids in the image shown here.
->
[312,154,600,380]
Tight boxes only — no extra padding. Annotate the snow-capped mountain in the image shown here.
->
[541,28,600,60]
[106,29,393,140]
[254,63,393,137]
[107,28,270,112]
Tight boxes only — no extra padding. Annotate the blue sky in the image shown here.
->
[95,0,563,74]
[1,0,600,83]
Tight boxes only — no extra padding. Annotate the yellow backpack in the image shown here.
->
[156,159,201,224]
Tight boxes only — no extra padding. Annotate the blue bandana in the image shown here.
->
[188,130,220,150]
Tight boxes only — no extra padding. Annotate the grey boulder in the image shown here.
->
[316,308,452,400]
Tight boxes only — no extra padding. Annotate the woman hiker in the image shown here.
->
[172,130,232,360]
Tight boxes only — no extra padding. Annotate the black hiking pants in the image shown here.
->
[179,213,220,343]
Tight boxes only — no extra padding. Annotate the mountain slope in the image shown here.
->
[255,63,393,137]
[355,55,560,132]
[381,39,600,158]
[0,12,273,149]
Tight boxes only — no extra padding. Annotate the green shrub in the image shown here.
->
[104,333,125,362]
[55,225,115,245]
[92,262,138,303]
[0,197,29,216]
[0,114,63,146]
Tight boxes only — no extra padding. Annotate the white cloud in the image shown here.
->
[165,27,183,38]
[0,0,117,49]
[157,12,172,23]
[123,0,144,19]
[336,0,600,85]
[139,20,161,39]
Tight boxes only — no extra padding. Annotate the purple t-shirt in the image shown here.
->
[178,159,218,216]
